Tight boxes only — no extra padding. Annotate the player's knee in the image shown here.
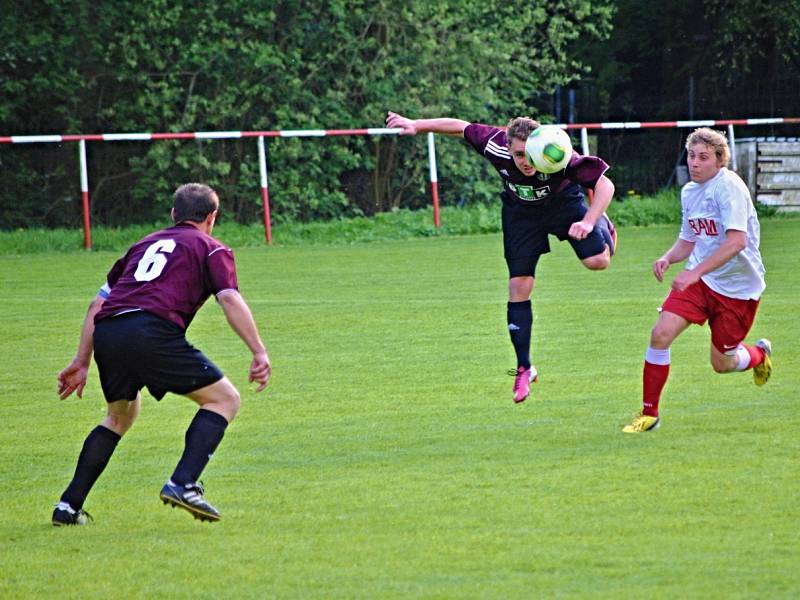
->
[508,276,534,299]
[221,387,241,418]
[583,253,610,270]
[650,325,672,348]
[104,412,136,435]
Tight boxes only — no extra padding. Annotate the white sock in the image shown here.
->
[734,345,751,371]
[645,346,670,365]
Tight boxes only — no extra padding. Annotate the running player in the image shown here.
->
[386,111,617,403]
[623,128,772,433]
[53,183,271,523]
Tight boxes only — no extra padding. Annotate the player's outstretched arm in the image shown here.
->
[57,294,104,400]
[216,289,271,392]
[653,238,695,282]
[386,111,469,136]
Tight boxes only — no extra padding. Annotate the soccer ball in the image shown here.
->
[525,125,573,173]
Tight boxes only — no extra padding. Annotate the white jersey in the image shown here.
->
[679,167,765,300]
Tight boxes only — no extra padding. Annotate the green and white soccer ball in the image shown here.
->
[525,125,573,173]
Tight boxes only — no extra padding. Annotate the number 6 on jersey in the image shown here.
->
[134,239,176,282]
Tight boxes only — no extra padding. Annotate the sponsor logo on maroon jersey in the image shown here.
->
[688,218,719,236]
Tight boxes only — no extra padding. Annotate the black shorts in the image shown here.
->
[501,186,608,278]
[93,311,224,402]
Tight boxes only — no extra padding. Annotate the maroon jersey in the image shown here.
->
[95,223,238,330]
[463,123,609,205]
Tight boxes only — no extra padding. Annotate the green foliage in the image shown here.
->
[1,222,799,597]
[581,0,800,121]
[2,190,794,254]
[606,187,683,226]
[704,0,800,83]
[0,0,613,229]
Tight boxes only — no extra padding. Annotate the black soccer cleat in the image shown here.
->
[52,504,93,526]
[160,480,221,522]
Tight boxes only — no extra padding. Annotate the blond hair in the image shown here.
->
[686,127,730,167]
[506,117,541,146]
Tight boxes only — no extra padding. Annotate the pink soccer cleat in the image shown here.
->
[511,365,539,403]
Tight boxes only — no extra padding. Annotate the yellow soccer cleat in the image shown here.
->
[753,339,772,386]
[622,413,660,433]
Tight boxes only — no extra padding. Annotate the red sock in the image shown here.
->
[642,361,669,417]
[745,344,765,369]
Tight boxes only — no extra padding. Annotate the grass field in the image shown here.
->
[1,221,798,598]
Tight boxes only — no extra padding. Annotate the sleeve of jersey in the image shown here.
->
[678,193,696,242]
[716,177,749,232]
[207,246,239,295]
[101,253,128,294]
[568,155,610,188]
[463,123,500,155]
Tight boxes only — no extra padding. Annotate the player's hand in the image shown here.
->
[672,269,700,292]
[568,220,593,240]
[653,257,670,282]
[249,351,271,392]
[386,111,417,135]
[57,359,89,400]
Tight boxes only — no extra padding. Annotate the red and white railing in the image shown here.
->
[2,117,799,248]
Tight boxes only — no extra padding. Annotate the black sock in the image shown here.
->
[507,300,533,369]
[61,425,121,510]
[170,409,229,486]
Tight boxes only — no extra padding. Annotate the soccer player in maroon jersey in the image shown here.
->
[52,183,271,524]
[386,111,616,403]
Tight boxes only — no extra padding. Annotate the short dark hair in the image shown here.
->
[506,117,541,146]
[173,183,219,223]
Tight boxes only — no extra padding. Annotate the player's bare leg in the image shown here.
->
[709,339,773,385]
[581,246,611,271]
[102,396,141,435]
[188,376,241,423]
[709,345,740,373]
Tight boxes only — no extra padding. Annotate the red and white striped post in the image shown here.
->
[3,117,798,246]
[78,139,91,250]
[427,132,440,229]
[257,135,272,244]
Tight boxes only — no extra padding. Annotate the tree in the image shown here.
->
[0,0,614,228]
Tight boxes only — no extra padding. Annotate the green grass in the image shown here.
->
[1,222,798,598]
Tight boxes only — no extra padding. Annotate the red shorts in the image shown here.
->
[661,279,760,354]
